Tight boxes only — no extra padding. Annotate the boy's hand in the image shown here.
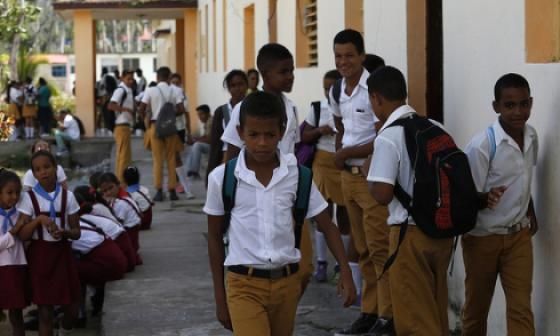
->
[216,296,232,331]
[334,148,348,170]
[487,186,507,209]
[319,125,336,136]
[360,154,372,177]
[337,268,357,308]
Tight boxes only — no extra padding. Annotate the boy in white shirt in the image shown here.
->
[108,70,135,182]
[367,66,453,335]
[205,91,355,335]
[462,73,538,336]
[54,109,81,155]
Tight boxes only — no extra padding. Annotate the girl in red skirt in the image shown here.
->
[0,170,33,336]
[123,166,154,230]
[98,173,143,266]
[17,151,81,336]
[73,185,136,272]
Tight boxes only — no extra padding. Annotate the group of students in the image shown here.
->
[0,139,154,335]
[204,29,539,336]
[4,77,53,140]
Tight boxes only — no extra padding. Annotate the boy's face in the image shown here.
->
[262,58,295,93]
[237,116,283,164]
[171,77,181,87]
[248,73,259,90]
[123,74,134,87]
[197,110,210,123]
[334,43,365,79]
[323,77,336,100]
[369,92,389,122]
[493,87,532,133]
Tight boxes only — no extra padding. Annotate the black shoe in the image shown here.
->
[90,286,105,317]
[169,190,179,201]
[154,189,164,202]
[335,313,378,335]
[23,316,39,331]
[366,318,395,336]
[74,316,87,329]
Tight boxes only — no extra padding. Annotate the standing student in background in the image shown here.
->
[135,69,147,94]
[247,68,260,94]
[22,77,38,140]
[300,69,352,283]
[37,78,53,137]
[208,70,248,176]
[170,73,193,198]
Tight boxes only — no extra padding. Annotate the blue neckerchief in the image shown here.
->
[33,183,61,220]
[127,184,140,193]
[0,207,16,235]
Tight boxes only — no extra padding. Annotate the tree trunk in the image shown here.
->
[9,33,21,82]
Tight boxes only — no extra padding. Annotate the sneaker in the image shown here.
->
[185,191,195,200]
[169,189,179,201]
[176,184,185,194]
[314,261,328,282]
[365,318,395,336]
[334,313,378,336]
[153,190,164,202]
[330,264,341,284]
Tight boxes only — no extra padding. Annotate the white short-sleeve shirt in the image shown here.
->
[204,149,328,269]
[110,83,135,126]
[111,197,141,229]
[172,84,188,131]
[9,87,22,105]
[63,115,81,140]
[72,222,105,255]
[465,119,538,236]
[304,99,336,153]
[329,68,378,166]
[91,203,121,224]
[129,186,152,212]
[0,207,26,266]
[23,165,67,190]
[367,105,417,226]
[17,189,80,241]
[81,213,124,241]
[141,82,182,121]
[221,94,300,154]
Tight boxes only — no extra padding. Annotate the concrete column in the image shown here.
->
[175,19,186,78]
[183,9,199,134]
[73,10,96,136]
[406,0,427,117]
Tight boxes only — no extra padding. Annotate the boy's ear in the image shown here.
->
[492,100,500,114]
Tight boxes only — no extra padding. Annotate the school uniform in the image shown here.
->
[110,83,135,182]
[172,84,188,150]
[219,95,315,285]
[127,184,153,230]
[0,207,29,309]
[142,82,183,190]
[22,84,38,118]
[462,120,538,336]
[367,105,453,335]
[72,221,127,287]
[305,99,344,206]
[8,87,22,120]
[111,196,142,265]
[330,68,389,317]
[22,165,67,190]
[208,102,233,173]
[204,149,328,335]
[17,185,81,305]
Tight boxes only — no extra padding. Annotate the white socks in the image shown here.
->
[350,262,362,295]
[314,229,328,262]
[24,127,34,139]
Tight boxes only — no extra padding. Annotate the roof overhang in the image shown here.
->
[53,0,197,20]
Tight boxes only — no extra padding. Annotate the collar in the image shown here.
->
[119,83,130,90]
[341,68,369,96]
[491,119,536,153]
[157,82,170,88]
[235,148,296,189]
[378,105,417,133]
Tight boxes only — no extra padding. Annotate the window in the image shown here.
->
[244,4,255,70]
[526,0,560,63]
[123,58,140,71]
[51,64,67,77]
[345,0,364,34]
[295,0,318,68]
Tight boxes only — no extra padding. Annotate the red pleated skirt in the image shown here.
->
[27,240,81,305]
[140,208,153,230]
[125,225,142,265]
[76,239,127,287]
[114,231,136,272]
[0,264,30,309]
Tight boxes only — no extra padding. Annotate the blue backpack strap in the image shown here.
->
[221,158,238,234]
[486,126,496,163]
[293,164,313,249]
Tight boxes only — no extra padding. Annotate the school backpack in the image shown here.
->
[73,115,86,137]
[155,87,178,139]
[331,79,343,105]
[222,157,313,249]
[295,101,321,168]
[382,114,480,271]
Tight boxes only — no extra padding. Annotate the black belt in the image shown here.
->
[115,123,131,127]
[344,165,362,175]
[228,263,299,280]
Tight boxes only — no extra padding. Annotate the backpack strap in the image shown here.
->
[79,217,106,237]
[486,126,496,164]
[222,158,238,235]
[311,101,321,128]
[27,190,43,240]
[332,79,342,105]
[293,165,313,249]
[60,188,67,230]
[221,104,231,126]
[118,197,143,220]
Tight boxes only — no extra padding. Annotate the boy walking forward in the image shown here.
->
[462,73,538,336]
[205,92,356,335]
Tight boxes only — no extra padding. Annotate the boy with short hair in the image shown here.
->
[330,29,391,335]
[462,73,538,336]
[186,104,212,179]
[205,91,356,335]
[108,69,135,183]
[367,66,454,335]
[54,109,81,155]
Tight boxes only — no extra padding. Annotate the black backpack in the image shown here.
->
[155,87,177,139]
[73,115,86,137]
[382,114,479,272]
